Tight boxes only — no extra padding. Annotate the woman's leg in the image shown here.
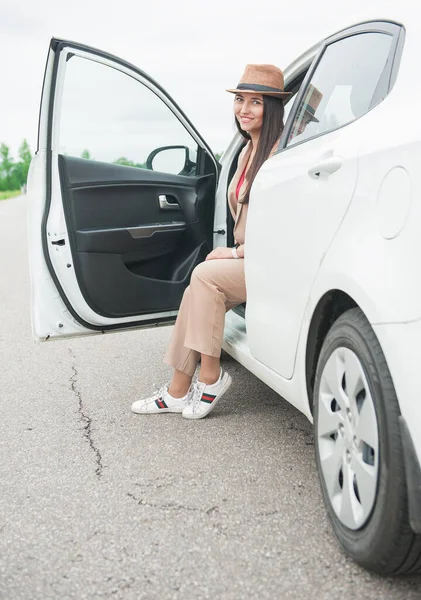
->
[182,258,246,358]
[132,258,246,416]
[166,258,246,385]
[178,259,246,419]
[164,286,201,378]
[168,369,193,398]
[198,355,221,385]
[167,259,246,380]
[131,286,199,414]
[168,355,221,398]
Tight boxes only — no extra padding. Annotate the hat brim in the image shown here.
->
[226,87,290,99]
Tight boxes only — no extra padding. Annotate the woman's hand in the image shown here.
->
[205,247,235,261]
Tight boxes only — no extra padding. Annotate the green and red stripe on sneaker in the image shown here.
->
[182,371,232,419]
[155,398,168,409]
[201,393,216,404]
[131,384,190,414]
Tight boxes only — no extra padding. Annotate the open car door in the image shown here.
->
[28,39,218,341]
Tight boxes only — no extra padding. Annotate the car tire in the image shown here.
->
[313,307,421,575]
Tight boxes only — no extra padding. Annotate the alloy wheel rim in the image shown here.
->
[317,347,379,530]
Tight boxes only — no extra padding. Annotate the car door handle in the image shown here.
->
[159,194,180,210]
[308,156,343,179]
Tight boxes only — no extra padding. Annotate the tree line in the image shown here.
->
[0,141,32,192]
[0,143,148,192]
[0,142,224,193]
[81,149,147,168]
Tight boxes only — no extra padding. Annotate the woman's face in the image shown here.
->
[234,92,264,134]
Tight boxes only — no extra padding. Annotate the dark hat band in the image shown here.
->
[236,83,284,94]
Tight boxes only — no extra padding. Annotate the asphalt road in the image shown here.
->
[1,195,420,600]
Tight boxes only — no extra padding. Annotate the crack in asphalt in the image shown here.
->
[127,491,218,515]
[127,488,280,523]
[69,349,103,478]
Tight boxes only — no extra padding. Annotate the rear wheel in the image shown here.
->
[314,308,421,574]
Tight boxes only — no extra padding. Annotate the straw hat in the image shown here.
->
[227,64,290,99]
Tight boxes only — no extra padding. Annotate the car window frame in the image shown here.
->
[271,69,313,154]
[275,20,405,155]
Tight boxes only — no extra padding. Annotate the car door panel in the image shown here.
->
[59,156,214,228]
[75,224,188,254]
[245,24,400,379]
[245,135,359,378]
[28,39,218,339]
[57,155,214,317]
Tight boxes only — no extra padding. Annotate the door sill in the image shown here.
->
[223,310,249,357]
[232,303,246,320]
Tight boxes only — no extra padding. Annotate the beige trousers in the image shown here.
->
[164,258,247,376]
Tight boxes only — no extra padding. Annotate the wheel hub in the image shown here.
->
[317,347,379,530]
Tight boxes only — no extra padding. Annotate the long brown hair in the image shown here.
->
[235,95,285,204]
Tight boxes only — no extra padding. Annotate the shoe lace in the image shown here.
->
[188,382,206,414]
[145,383,169,405]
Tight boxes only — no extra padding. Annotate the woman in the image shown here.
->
[132,64,288,419]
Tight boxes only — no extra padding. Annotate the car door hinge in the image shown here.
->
[213,229,226,235]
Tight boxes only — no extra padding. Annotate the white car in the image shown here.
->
[28,8,421,575]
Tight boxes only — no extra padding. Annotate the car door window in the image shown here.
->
[58,55,199,176]
[287,32,393,146]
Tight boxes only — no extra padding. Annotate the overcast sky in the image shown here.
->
[1,0,399,159]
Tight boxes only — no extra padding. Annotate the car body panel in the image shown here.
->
[245,127,359,379]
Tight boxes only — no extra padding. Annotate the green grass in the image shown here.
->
[0,190,22,200]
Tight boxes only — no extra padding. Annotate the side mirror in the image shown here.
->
[146,145,196,175]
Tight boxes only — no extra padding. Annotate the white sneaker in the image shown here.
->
[182,370,232,420]
[131,383,191,414]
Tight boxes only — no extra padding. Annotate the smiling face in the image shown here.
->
[234,92,264,135]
